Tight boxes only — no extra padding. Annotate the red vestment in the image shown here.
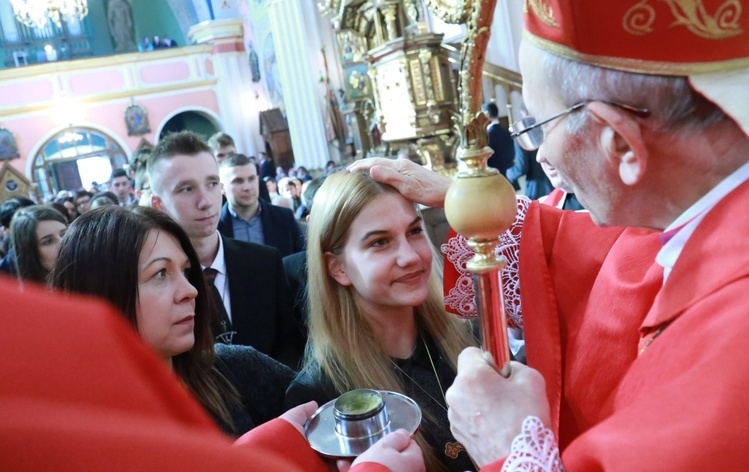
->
[476,182,749,469]
[0,280,385,472]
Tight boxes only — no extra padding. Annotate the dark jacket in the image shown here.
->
[222,236,304,369]
[486,122,516,177]
[218,200,305,258]
[282,250,308,354]
[214,343,296,436]
[506,144,554,201]
[285,333,477,472]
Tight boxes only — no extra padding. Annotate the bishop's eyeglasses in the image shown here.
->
[510,100,650,151]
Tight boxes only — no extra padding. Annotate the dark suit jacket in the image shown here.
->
[222,236,304,369]
[259,158,276,180]
[486,122,515,177]
[282,250,308,353]
[218,200,305,258]
[507,144,554,201]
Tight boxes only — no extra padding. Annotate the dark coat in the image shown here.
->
[486,122,516,177]
[506,144,554,201]
[282,250,308,353]
[214,343,296,436]
[218,200,305,258]
[259,158,276,181]
[222,236,304,369]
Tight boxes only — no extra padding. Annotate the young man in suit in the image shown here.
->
[147,131,303,368]
[218,154,305,258]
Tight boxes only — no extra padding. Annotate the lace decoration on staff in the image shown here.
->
[441,196,530,329]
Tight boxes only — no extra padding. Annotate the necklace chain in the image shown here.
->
[392,335,447,413]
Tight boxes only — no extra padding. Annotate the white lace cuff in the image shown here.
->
[500,417,564,472]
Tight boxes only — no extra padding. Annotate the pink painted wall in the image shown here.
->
[0,48,223,179]
[5,88,220,178]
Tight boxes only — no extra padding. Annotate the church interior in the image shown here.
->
[0,0,525,202]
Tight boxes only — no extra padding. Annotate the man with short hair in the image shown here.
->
[147,131,302,368]
[109,169,137,206]
[482,101,516,179]
[218,154,304,258]
[207,132,236,165]
[351,2,749,467]
[75,190,93,215]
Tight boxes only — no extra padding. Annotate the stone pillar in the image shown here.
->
[267,0,330,170]
[189,19,258,156]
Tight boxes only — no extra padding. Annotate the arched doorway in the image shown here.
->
[159,111,220,140]
[32,127,128,201]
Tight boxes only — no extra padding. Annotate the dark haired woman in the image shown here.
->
[51,206,294,435]
[11,205,67,284]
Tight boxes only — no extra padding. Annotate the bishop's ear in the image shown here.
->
[587,101,649,186]
[324,251,351,286]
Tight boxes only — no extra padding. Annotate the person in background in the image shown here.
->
[90,191,119,210]
[207,133,236,165]
[258,152,276,181]
[147,131,302,368]
[264,176,292,209]
[482,102,516,179]
[0,196,35,268]
[282,175,328,361]
[296,166,312,182]
[218,154,304,258]
[11,205,67,284]
[75,190,93,215]
[506,143,554,201]
[109,168,138,206]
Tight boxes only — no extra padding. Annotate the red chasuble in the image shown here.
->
[0,279,383,472]
[477,182,749,469]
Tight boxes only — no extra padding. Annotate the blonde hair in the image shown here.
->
[305,171,474,471]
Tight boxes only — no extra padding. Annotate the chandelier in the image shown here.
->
[10,0,89,30]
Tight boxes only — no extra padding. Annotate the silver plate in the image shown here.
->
[305,390,422,458]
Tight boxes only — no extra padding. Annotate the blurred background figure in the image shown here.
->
[11,205,67,284]
[482,101,516,180]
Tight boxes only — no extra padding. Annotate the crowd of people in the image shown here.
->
[3,3,749,471]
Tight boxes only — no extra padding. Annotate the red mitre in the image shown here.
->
[523,0,749,75]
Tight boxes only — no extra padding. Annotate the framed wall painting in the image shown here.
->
[125,104,151,136]
[0,128,20,161]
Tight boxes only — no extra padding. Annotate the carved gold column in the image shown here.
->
[425,0,517,375]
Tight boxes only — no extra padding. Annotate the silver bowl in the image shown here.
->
[305,389,422,458]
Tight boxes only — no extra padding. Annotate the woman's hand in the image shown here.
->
[278,401,318,436]
[336,429,425,472]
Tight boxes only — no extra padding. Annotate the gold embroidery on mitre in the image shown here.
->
[624,0,743,39]
[528,0,559,27]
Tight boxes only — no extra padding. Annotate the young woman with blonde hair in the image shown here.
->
[285,171,477,471]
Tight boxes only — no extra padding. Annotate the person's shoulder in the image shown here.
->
[283,250,306,268]
[223,236,282,261]
[215,343,295,377]
[262,199,296,221]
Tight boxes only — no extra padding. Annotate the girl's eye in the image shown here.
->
[371,238,388,248]
[409,227,424,236]
[154,269,167,280]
